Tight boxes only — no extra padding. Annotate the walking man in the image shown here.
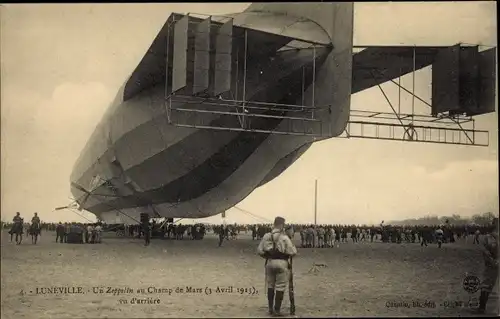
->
[257,216,297,317]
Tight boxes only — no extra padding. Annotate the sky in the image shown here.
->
[1,2,498,225]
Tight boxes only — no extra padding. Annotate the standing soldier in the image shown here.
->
[56,222,65,243]
[305,225,314,248]
[257,216,297,316]
[218,224,225,247]
[474,228,481,244]
[473,217,499,314]
[85,223,93,243]
[63,223,70,243]
[143,221,151,246]
[325,226,333,247]
[351,226,358,243]
[299,227,306,248]
[311,225,318,248]
[317,225,325,248]
[334,227,341,246]
[360,228,366,242]
[224,225,230,240]
[285,225,294,241]
[341,227,348,243]
[420,226,429,247]
[435,226,444,248]
[95,223,102,243]
[194,224,201,240]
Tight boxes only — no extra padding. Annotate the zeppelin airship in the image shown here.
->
[69,2,496,224]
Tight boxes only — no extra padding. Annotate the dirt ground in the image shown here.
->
[1,231,498,318]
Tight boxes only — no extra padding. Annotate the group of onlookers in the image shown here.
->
[54,222,103,244]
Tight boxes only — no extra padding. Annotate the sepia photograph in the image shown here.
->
[1,2,498,318]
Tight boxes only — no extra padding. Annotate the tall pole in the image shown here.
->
[314,179,318,225]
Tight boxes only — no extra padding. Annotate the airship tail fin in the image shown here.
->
[244,2,354,47]
[245,2,354,137]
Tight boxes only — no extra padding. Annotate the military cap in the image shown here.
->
[274,216,285,226]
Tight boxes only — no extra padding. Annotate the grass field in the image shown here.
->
[1,231,498,318]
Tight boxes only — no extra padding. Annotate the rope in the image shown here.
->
[52,206,94,223]
[89,195,141,224]
[67,208,95,223]
[173,218,184,224]
[233,206,272,223]
[157,218,169,230]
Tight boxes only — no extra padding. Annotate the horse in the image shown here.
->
[29,223,41,244]
[10,222,24,245]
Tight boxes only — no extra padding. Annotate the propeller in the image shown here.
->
[71,183,96,211]
[54,179,97,213]
[54,199,95,223]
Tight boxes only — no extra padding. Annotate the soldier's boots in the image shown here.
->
[267,288,275,315]
[477,291,490,314]
[273,291,285,317]
[469,291,491,315]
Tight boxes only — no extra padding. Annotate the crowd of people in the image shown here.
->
[256,216,499,316]
[246,223,494,248]
[1,217,212,244]
[53,222,104,244]
[2,215,496,249]
[2,213,497,315]
[205,222,496,249]
[117,222,208,240]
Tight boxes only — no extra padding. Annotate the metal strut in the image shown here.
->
[312,45,316,120]
[233,47,244,128]
[370,69,405,127]
[411,46,416,125]
[242,29,248,129]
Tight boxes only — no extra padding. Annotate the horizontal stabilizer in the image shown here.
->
[352,46,438,94]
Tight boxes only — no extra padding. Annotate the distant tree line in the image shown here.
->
[388,212,498,226]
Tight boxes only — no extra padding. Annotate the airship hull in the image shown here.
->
[70,66,317,224]
[69,3,355,224]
